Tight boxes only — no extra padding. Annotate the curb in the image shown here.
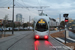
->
[50,35,73,50]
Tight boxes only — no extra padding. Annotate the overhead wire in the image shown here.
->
[21,0,31,20]
[37,0,41,7]
[37,0,44,9]
[8,0,13,7]
[0,0,9,6]
[21,0,30,10]
[21,0,39,22]
[15,0,22,8]
[16,0,26,8]
[15,0,22,7]
[0,0,11,8]
[0,0,38,15]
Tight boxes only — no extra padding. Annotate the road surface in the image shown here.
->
[0,31,70,50]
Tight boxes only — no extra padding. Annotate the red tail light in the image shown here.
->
[35,35,39,39]
[44,35,48,39]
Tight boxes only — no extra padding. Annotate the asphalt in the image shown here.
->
[69,31,75,39]
[0,31,71,50]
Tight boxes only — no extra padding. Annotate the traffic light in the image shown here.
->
[8,7,10,9]
[63,13,69,44]
[63,14,69,23]
[65,18,68,22]
[63,14,69,17]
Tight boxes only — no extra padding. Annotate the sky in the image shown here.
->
[0,0,75,22]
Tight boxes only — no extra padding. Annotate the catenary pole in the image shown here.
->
[12,0,14,34]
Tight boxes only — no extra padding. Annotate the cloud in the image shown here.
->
[0,0,75,22]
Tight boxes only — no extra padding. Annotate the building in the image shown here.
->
[67,19,75,30]
[0,19,3,27]
[49,18,59,27]
[0,19,12,27]
[14,21,21,25]
[16,14,22,22]
[0,19,3,24]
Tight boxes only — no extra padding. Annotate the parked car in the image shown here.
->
[6,27,12,30]
[14,28,19,30]
[3,28,6,30]
[19,27,23,30]
[24,27,28,30]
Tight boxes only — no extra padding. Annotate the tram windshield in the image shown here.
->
[35,19,48,32]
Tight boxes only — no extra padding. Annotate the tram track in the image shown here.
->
[47,41,57,50]
[0,33,28,44]
[7,33,31,50]
[34,40,57,50]
[0,31,58,50]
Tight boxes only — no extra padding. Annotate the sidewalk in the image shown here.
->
[50,30,74,50]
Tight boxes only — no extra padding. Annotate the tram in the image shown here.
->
[33,16,50,40]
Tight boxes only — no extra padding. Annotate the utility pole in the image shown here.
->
[56,22,57,26]
[12,0,14,34]
[59,14,61,31]
[22,18,24,23]
[29,16,30,29]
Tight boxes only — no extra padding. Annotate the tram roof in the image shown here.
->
[33,16,50,23]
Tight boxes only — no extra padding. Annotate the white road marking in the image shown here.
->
[55,37,68,43]
[67,38,75,42]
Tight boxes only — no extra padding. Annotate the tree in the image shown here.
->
[60,21,65,26]
[5,24,10,28]
[4,15,9,20]
[14,22,21,28]
[3,15,9,27]
[60,21,65,28]
[23,23,28,28]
